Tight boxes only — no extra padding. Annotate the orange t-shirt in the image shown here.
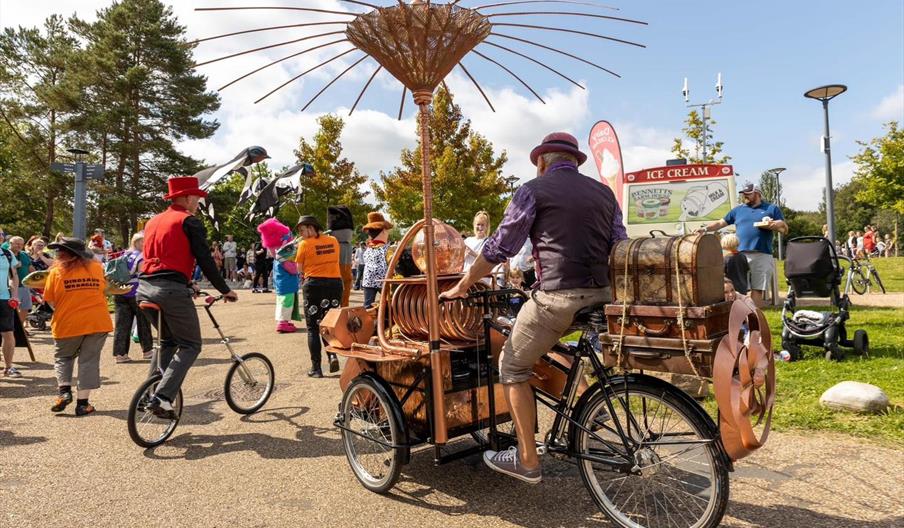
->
[43,260,114,339]
[295,235,341,279]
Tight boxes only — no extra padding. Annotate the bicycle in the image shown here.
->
[339,289,731,527]
[127,293,275,448]
[842,254,886,295]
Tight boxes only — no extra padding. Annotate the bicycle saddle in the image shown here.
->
[571,302,607,327]
[139,301,161,312]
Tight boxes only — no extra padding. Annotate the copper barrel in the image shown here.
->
[392,279,489,342]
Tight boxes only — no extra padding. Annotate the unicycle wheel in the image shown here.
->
[224,352,275,414]
[127,375,183,448]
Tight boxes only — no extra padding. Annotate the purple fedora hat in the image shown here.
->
[529,131,588,166]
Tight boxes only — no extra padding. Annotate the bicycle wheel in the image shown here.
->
[224,352,275,414]
[573,379,729,528]
[339,376,404,493]
[850,268,868,294]
[127,375,183,448]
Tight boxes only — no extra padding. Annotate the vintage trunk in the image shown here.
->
[610,233,724,306]
[599,333,723,377]
[605,301,732,340]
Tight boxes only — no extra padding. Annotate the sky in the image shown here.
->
[1,0,902,211]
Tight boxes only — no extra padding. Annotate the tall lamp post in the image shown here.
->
[767,167,787,259]
[804,84,847,245]
[503,175,519,196]
[67,147,90,241]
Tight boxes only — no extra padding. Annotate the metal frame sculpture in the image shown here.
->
[195,0,644,444]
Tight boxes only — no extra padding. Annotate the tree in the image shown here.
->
[69,0,220,245]
[757,170,785,207]
[850,121,904,215]
[0,15,81,236]
[822,179,874,239]
[671,110,731,164]
[372,86,509,233]
[293,114,370,229]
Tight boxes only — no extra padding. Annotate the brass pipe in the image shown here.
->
[376,219,426,357]
[414,90,447,444]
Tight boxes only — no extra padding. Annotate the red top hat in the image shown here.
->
[164,176,208,200]
[529,132,588,166]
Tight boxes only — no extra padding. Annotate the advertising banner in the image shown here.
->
[622,164,736,237]
[588,120,624,207]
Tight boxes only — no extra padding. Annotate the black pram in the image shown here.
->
[781,236,868,360]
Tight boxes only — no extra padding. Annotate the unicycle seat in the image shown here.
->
[139,301,161,312]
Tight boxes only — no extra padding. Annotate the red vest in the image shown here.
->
[142,205,196,281]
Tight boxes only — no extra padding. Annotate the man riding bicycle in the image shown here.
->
[442,132,626,483]
[138,176,237,419]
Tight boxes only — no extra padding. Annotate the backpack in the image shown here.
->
[104,252,134,284]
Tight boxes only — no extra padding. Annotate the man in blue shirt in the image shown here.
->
[701,182,788,305]
[0,244,21,377]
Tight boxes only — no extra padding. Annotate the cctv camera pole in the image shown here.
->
[683,73,723,163]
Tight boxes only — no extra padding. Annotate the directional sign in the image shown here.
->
[50,162,76,173]
[86,164,105,180]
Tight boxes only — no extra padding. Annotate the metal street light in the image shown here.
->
[767,167,787,259]
[804,84,847,245]
[503,175,519,196]
[66,147,90,240]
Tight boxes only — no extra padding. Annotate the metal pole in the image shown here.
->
[776,171,783,260]
[822,100,836,244]
[701,105,707,162]
[73,161,87,240]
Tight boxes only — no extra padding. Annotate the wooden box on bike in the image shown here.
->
[598,333,723,377]
[604,301,732,340]
[610,233,724,306]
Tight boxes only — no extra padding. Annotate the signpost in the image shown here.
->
[51,149,105,240]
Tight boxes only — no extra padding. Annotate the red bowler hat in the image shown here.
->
[529,131,588,166]
[164,176,208,200]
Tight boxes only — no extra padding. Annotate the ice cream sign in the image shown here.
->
[621,163,736,236]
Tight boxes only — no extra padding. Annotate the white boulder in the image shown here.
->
[819,381,889,413]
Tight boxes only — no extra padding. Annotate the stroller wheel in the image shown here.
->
[782,338,803,361]
[853,330,869,357]
[825,345,844,361]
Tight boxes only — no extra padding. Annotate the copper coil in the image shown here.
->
[391,279,489,342]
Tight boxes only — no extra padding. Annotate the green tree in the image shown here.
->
[671,110,731,164]
[293,114,370,228]
[822,179,874,239]
[372,86,508,233]
[850,121,904,215]
[0,15,81,236]
[69,0,220,245]
[757,170,785,207]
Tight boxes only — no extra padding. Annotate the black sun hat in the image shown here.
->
[47,237,94,260]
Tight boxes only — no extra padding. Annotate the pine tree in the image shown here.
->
[293,114,370,229]
[671,110,731,164]
[69,0,220,245]
[372,86,508,233]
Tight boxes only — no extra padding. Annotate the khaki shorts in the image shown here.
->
[743,251,774,291]
[54,332,107,391]
[499,286,612,384]
[224,256,237,273]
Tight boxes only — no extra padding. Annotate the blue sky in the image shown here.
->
[2,0,902,211]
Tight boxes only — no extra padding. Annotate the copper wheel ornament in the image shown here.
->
[195,0,645,445]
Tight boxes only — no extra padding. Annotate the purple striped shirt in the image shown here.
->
[482,161,628,265]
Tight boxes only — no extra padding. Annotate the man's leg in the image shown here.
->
[112,296,131,357]
[1,302,16,372]
[2,331,14,371]
[504,381,539,468]
[153,282,202,401]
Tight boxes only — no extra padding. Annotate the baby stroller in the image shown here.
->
[27,290,53,331]
[781,236,868,361]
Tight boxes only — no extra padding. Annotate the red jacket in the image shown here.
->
[142,205,195,281]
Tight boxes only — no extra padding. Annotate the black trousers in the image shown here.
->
[301,277,343,369]
[113,295,152,356]
[253,261,271,289]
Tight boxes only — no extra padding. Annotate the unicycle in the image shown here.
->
[127,301,184,448]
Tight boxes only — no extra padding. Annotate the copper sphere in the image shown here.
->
[411,220,465,275]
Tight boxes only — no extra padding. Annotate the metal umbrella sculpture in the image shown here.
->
[194,0,645,443]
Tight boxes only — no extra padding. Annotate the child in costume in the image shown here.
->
[257,219,301,333]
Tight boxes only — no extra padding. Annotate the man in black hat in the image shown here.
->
[442,132,626,484]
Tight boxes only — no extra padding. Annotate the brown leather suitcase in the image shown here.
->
[599,333,723,377]
[605,301,732,340]
[610,233,724,306]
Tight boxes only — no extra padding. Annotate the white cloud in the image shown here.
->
[872,84,904,121]
[779,160,856,211]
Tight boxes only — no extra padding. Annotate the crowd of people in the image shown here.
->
[839,225,896,259]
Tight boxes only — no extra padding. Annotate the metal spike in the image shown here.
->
[218,39,349,91]
[302,54,370,111]
[195,31,347,67]
[493,23,646,48]
[349,65,383,115]
[470,49,544,103]
[481,40,584,89]
[491,33,619,77]
[398,87,407,120]
[195,6,358,16]
[193,22,350,44]
[486,11,647,25]
[458,62,495,112]
[255,48,357,104]
[474,0,619,11]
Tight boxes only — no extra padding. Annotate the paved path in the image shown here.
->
[2,291,901,527]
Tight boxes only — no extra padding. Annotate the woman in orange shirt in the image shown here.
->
[294,215,342,378]
[43,238,114,416]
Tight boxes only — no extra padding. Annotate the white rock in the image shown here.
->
[819,381,889,413]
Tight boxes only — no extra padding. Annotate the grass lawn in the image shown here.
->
[777,255,904,292]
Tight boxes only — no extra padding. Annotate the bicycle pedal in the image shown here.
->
[536,444,548,456]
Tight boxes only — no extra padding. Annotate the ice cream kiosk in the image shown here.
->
[622,163,737,237]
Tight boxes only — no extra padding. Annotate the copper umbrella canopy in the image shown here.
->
[195,0,645,443]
